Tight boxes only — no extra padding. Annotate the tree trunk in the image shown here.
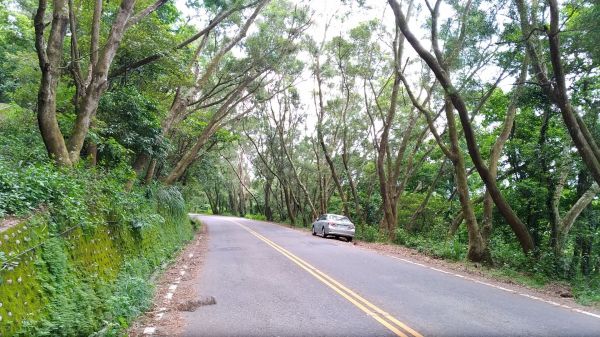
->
[34,0,72,166]
[315,63,350,216]
[555,180,599,253]
[264,176,273,221]
[277,116,318,218]
[373,27,403,240]
[409,159,447,231]
[67,0,138,163]
[164,131,211,184]
[312,139,327,214]
[160,0,269,138]
[283,184,295,225]
[35,0,165,165]
[482,57,528,241]
[342,143,361,221]
[444,98,490,263]
[132,152,150,176]
[144,158,157,184]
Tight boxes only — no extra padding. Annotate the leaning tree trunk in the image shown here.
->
[374,28,402,240]
[164,130,212,185]
[409,159,447,231]
[278,121,318,219]
[482,56,528,241]
[444,98,490,263]
[389,0,535,254]
[35,0,166,165]
[282,184,296,225]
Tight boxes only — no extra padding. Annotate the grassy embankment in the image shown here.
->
[0,105,198,336]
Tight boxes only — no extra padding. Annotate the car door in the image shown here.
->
[313,215,323,230]
[321,215,329,234]
[315,214,324,232]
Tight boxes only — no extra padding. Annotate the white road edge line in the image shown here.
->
[143,232,198,336]
[386,254,600,320]
[143,327,156,335]
[573,309,600,319]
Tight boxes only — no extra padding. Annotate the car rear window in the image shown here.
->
[330,215,351,222]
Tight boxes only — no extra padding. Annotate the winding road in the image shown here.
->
[182,215,600,337]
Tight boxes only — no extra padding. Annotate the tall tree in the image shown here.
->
[34,0,167,166]
[388,0,536,255]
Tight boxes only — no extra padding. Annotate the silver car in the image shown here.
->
[312,214,355,242]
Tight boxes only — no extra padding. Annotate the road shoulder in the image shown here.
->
[129,216,209,336]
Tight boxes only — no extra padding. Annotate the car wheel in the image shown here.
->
[347,237,353,243]
[312,226,316,236]
[322,227,327,238]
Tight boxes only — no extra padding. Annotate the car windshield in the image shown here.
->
[330,215,351,222]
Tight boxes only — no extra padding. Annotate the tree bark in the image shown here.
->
[365,26,405,240]
[312,139,327,214]
[552,172,600,253]
[444,98,490,262]
[264,175,273,221]
[274,95,318,218]
[482,55,529,241]
[34,0,72,166]
[283,184,296,225]
[35,0,166,165]
[163,79,257,184]
[144,158,157,184]
[409,159,447,231]
[67,0,138,163]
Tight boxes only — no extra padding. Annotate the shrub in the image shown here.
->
[245,213,267,221]
[357,224,382,243]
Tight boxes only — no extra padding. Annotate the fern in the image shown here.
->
[155,186,186,220]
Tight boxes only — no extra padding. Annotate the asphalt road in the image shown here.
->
[182,215,600,337]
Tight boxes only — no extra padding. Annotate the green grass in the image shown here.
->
[244,213,266,221]
[486,267,549,289]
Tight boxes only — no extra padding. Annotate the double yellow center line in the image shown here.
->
[229,219,424,337]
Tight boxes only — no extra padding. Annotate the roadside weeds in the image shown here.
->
[128,217,209,337]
